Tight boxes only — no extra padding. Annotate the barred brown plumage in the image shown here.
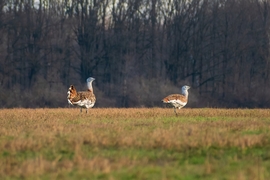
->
[67,77,96,113]
[162,85,190,116]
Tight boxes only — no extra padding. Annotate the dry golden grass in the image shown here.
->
[0,108,270,180]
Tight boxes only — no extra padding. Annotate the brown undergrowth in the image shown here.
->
[0,108,270,179]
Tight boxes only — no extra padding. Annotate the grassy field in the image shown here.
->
[0,108,270,180]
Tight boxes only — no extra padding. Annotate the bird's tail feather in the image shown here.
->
[67,85,77,100]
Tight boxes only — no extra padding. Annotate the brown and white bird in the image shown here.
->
[67,77,96,113]
[162,85,190,115]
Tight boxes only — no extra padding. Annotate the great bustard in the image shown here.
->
[67,77,96,113]
[162,85,190,115]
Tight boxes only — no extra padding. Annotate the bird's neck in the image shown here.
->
[87,81,93,92]
[182,90,188,98]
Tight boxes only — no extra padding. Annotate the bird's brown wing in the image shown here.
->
[162,94,187,103]
[75,91,96,103]
[78,91,96,102]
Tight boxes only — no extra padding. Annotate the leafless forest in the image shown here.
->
[0,0,270,108]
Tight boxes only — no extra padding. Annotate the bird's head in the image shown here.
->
[87,77,95,83]
[182,85,190,91]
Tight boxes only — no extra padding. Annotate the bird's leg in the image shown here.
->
[86,108,88,114]
[80,108,82,113]
[174,107,178,116]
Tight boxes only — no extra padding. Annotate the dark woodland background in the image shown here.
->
[0,0,270,108]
